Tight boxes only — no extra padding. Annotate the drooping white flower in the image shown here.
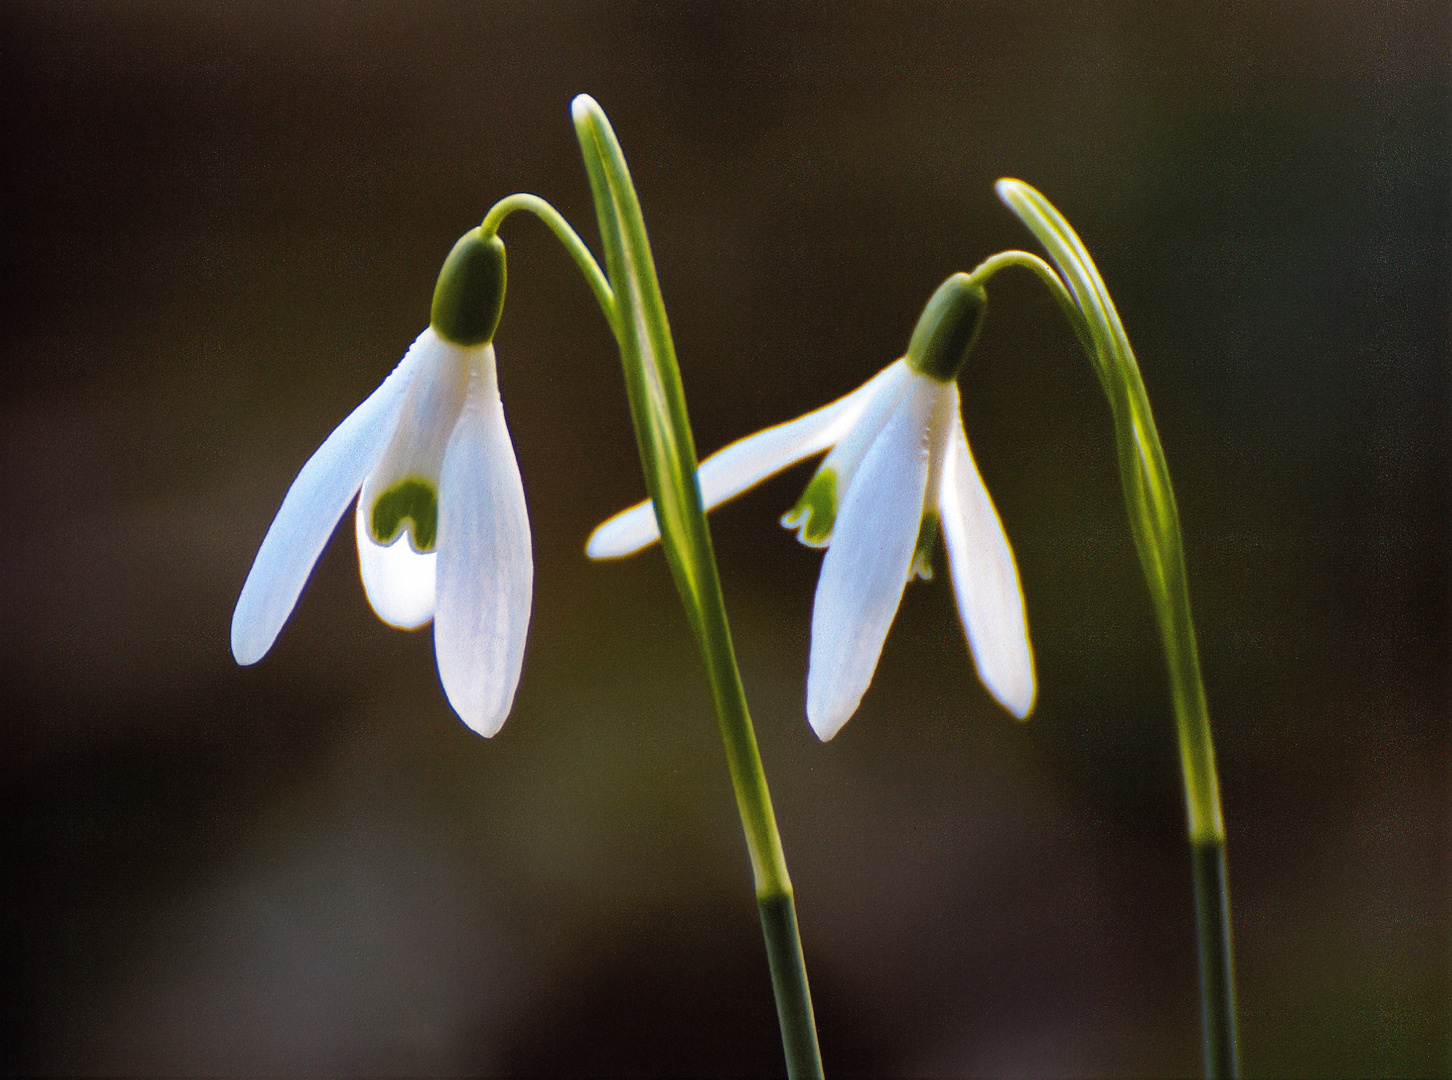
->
[232,229,532,737]
[588,274,1034,740]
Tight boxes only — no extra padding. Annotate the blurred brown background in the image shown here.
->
[2,2,1447,1076]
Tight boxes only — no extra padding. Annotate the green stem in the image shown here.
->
[996,179,1238,1078]
[965,249,1097,363]
[1192,839,1239,1080]
[571,95,823,1079]
[480,192,616,327]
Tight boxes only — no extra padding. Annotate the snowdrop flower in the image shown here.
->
[232,229,532,736]
[589,274,1034,739]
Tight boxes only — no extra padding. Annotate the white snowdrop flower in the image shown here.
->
[232,229,532,737]
[589,274,1034,739]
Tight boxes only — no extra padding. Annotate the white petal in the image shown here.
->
[586,361,905,558]
[433,352,533,737]
[354,497,436,628]
[583,499,659,560]
[363,328,472,519]
[806,374,940,740]
[939,413,1035,718]
[784,360,913,545]
[810,361,912,489]
[231,339,426,665]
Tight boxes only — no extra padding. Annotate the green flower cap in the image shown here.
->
[905,273,987,383]
[430,229,507,347]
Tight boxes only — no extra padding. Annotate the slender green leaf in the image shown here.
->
[572,95,823,1080]
[997,179,1238,1079]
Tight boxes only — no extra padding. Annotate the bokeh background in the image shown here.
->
[3,2,1447,1076]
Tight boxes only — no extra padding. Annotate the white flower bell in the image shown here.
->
[232,229,533,737]
[589,274,1034,739]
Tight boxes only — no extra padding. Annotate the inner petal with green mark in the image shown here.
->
[370,477,439,551]
[910,509,939,581]
[780,467,838,547]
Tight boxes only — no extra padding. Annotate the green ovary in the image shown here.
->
[370,478,439,551]
[782,468,838,545]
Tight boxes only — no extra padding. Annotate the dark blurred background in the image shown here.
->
[2,2,1447,1076]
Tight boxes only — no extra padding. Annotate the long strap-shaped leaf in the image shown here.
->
[997,179,1238,1079]
[572,95,824,1080]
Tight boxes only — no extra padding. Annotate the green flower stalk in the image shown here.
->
[995,179,1239,1079]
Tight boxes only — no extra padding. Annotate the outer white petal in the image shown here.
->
[231,340,426,665]
[806,373,940,740]
[433,352,533,737]
[584,498,660,560]
[939,412,1036,718]
[787,359,914,545]
[354,498,436,628]
[586,361,905,558]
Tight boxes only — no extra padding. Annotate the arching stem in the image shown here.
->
[481,192,617,329]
